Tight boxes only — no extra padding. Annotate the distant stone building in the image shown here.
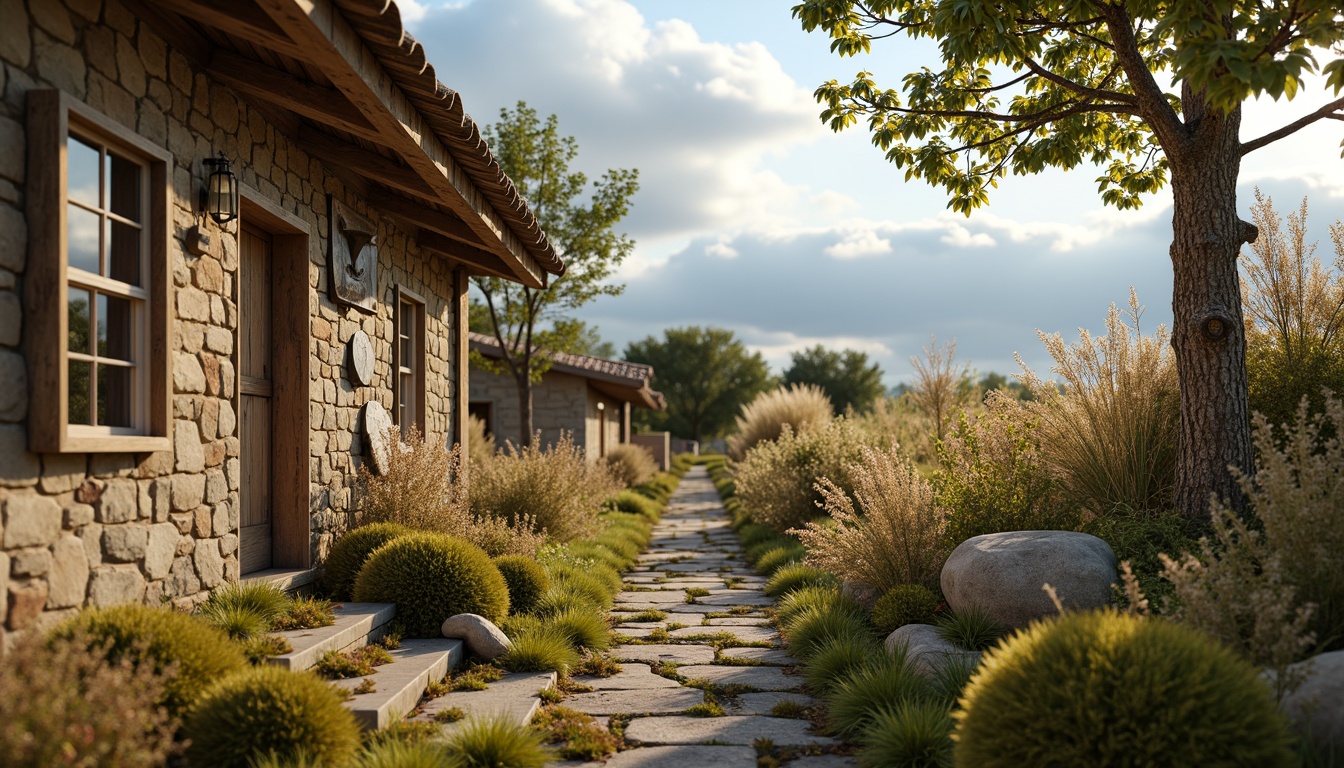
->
[0,0,559,639]
[469,333,664,459]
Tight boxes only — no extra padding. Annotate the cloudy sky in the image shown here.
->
[403,0,1344,386]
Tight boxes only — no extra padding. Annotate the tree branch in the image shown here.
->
[1096,3,1187,156]
[1021,57,1136,105]
[1241,97,1344,155]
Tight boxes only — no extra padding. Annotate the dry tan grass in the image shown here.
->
[908,335,971,442]
[469,434,621,543]
[602,443,658,488]
[734,418,872,532]
[1016,290,1178,515]
[466,414,497,468]
[727,383,834,460]
[793,445,949,593]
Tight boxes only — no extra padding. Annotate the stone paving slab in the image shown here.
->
[785,756,859,768]
[730,691,816,715]
[564,687,703,715]
[616,591,690,603]
[668,625,779,643]
[719,646,798,665]
[596,746,758,768]
[614,643,716,665]
[623,715,838,747]
[705,617,772,626]
[678,665,803,691]
[573,664,681,690]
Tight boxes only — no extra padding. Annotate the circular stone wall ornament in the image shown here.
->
[362,400,395,475]
[348,330,375,387]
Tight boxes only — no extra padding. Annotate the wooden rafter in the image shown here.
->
[153,0,314,62]
[367,189,484,248]
[251,0,548,288]
[208,51,385,144]
[416,231,517,281]
[298,127,436,200]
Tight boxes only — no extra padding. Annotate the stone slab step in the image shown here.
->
[413,670,557,732]
[269,602,397,671]
[333,638,465,730]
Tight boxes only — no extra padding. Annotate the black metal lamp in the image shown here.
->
[202,152,238,225]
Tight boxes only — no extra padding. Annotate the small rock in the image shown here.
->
[441,613,512,660]
[884,623,982,680]
[941,530,1116,629]
[1281,649,1344,752]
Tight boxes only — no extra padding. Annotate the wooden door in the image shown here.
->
[240,224,273,574]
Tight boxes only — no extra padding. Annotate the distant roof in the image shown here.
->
[470,333,665,410]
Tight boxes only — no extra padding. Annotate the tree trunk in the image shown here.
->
[517,371,533,447]
[1166,99,1254,518]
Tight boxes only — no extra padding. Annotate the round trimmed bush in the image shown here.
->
[493,555,551,615]
[353,532,509,636]
[953,611,1296,767]
[872,584,941,635]
[184,665,359,768]
[54,604,247,717]
[322,522,411,600]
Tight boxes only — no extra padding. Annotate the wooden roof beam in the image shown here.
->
[154,0,314,63]
[252,0,548,288]
[209,51,386,145]
[367,190,484,248]
[416,231,518,281]
[298,126,437,200]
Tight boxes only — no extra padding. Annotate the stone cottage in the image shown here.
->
[469,332,663,458]
[0,0,564,643]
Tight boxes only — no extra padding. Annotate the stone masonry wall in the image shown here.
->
[0,0,464,646]
[471,367,590,454]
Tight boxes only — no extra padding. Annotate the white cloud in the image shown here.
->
[825,228,892,259]
[705,241,738,259]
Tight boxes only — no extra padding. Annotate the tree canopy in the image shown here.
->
[782,345,886,415]
[793,0,1344,517]
[472,102,639,444]
[625,327,775,442]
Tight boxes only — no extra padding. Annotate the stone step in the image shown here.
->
[411,670,558,732]
[333,638,465,731]
[268,602,397,671]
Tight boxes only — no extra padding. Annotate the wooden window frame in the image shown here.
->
[26,91,171,454]
[393,285,426,438]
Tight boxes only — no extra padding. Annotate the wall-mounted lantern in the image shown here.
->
[202,152,239,225]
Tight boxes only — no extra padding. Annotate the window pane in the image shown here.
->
[108,219,141,285]
[68,136,101,208]
[98,364,134,428]
[400,337,411,366]
[97,294,134,362]
[67,204,101,274]
[108,151,141,222]
[68,358,91,425]
[68,287,91,355]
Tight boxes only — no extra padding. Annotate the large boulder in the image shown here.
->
[1281,650,1344,752]
[885,623,982,680]
[941,530,1116,629]
[441,613,512,660]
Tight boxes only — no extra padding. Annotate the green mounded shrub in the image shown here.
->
[805,633,879,696]
[445,712,554,768]
[323,522,411,600]
[827,649,932,740]
[567,541,630,573]
[1081,509,1199,608]
[632,473,678,504]
[498,625,581,676]
[671,453,695,477]
[754,542,806,576]
[872,584,942,636]
[183,666,360,768]
[858,700,954,768]
[784,603,872,661]
[739,523,779,549]
[545,558,622,607]
[494,555,551,616]
[934,608,1005,652]
[952,611,1296,767]
[765,563,838,598]
[55,604,247,717]
[735,418,871,532]
[353,532,509,636]
[546,607,612,651]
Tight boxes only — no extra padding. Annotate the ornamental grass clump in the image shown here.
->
[602,443,658,488]
[859,700,954,768]
[606,489,663,522]
[353,532,510,636]
[184,666,359,768]
[445,713,553,768]
[765,563,838,598]
[952,611,1295,767]
[493,555,551,615]
[794,445,949,593]
[0,632,177,768]
[805,633,880,696]
[1017,290,1178,515]
[498,624,581,675]
[55,604,247,718]
[471,435,620,542]
[736,418,871,532]
[827,648,932,740]
[727,383,834,460]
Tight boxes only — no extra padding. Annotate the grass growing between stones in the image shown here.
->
[315,645,394,680]
[499,626,581,676]
[532,705,622,760]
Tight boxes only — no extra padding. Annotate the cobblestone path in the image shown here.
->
[558,466,853,768]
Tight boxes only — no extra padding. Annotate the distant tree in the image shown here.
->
[782,345,885,415]
[971,371,1033,402]
[625,327,775,441]
[472,103,639,445]
[793,0,1344,517]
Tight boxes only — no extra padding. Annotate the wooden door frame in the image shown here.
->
[239,190,311,570]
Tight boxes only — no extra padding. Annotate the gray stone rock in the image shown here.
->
[174,421,205,473]
[941,530,1117,629]
[677,665,802,691]
[564,687,704,715]
[3,493,61,548]
[598,746,757,768]
[96,479,139,523]
[87,565,145,606]
[0,423,38,487]
[441,613,512,660]
[47,534,88,608]
[1281,650,1344,752]
[102,524,148,563]
[0,348,26,421]
[788,756,859,768]
[194,539,224,588]
[615,643,716,665]
[623,715,837,747]
[884,623,983,680]
[143,523,178,580]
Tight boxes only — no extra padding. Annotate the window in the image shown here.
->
[27,91,171,453]
[394,286,426,438]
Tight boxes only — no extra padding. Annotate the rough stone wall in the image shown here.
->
[470,367,590,453]
[0,0,463,644]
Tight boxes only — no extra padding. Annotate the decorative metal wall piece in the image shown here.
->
[329,197,378,313]
[348,330,375,387]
